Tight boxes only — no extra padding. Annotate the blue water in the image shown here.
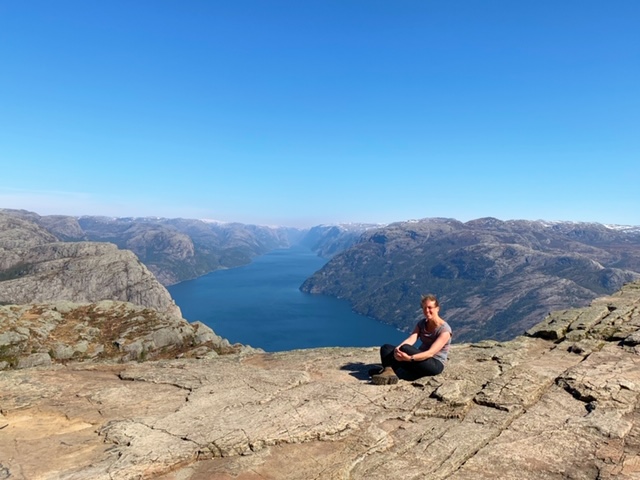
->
[168,246,406,352]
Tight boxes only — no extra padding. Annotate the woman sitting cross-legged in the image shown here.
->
[371,294,452,385]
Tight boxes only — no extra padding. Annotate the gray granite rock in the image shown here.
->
[0,301,245,370]
[0,282,639,479]
[15,352,51,369]
[0,211,181,317]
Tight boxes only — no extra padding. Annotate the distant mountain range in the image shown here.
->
[2,208,639,343]
[301,217,640,342]
[0,209,371,286]
[297,223,381,257]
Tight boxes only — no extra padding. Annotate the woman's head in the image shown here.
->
[421,294,440,320]
[420,294,439,309]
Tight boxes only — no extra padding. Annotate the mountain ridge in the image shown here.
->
[3,208,640,344]
[301,217,640,342]
[0,211,180,316]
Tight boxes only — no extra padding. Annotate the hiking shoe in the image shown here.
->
[368,365,384,377]
[371,367,398,385]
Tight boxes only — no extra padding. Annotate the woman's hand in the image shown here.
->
[394,347,413,362]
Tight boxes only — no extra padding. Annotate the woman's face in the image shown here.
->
[423,300,439,320]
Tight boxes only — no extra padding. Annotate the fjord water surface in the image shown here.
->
[168,246,406,352]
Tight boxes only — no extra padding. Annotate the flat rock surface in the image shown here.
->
[1,282,640,479]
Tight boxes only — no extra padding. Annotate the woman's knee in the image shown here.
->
[399,344,420,355]
[380,343,396,357]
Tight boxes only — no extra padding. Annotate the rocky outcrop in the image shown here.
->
[0,300,253,370]
[0,212,180,316]
[301,217,640,342]
[1,281,639,479]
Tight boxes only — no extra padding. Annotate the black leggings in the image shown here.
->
[380,343,444,378]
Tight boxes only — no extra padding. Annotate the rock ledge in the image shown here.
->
[1,282,640,479]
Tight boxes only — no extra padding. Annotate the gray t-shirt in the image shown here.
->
[417,319,452,363]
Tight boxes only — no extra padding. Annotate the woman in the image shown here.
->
[371,294,452,385]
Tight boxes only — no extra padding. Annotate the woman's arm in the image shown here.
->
[393,325,420,361]
[409,330,451,362]
[398,329,419,348]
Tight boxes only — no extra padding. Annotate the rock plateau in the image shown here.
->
[1,281,640,479]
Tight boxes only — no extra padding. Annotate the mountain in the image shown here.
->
[298,223,380,257]
[0,209,377,287]
[0,211,180,316]
[5,207,640,346]
[2,281,639,478]
[301,217,640,342]
[0,209,304,286]
[75,216,305,285]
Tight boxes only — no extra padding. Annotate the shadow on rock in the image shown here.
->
[339,362,379,381]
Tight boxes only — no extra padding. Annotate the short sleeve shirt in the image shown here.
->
[417,319,452,363]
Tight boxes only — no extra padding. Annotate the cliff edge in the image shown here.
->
[0,212,180,317]
[1,281,639,479]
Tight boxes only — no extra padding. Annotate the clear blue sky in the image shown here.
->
[1,1,638,227]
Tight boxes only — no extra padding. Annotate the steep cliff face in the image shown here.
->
[1,281,639,479]
[0,212,180,316]
[301,218,640,342]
